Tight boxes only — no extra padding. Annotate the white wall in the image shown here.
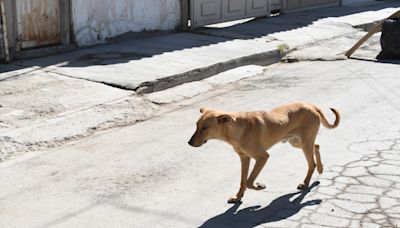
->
[71,0,181,46]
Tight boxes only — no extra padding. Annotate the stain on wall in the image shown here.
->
[71,0,181,46]
[16,0,61,49]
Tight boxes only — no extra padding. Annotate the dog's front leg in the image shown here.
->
[228,154,250,204]
[246,151,269,190]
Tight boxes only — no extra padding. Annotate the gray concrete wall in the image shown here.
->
[71,0,181,46]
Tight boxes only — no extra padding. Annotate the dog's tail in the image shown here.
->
[315,107,340,129]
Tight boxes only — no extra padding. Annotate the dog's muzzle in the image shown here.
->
[188,137,207,147]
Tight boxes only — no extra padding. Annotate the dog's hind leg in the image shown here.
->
[314,144,323,174]
[298,142,316,190]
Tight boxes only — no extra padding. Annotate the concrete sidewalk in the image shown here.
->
[2,1,400,93]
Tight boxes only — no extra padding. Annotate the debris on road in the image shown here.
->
[377,17,400,59]
[345,10,400,58]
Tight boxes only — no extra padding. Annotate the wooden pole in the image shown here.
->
[345,10,400,58]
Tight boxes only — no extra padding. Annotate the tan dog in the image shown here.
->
[188,101,340,203]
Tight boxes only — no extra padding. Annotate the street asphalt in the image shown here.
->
[1,2,400,227]
[1,55,400,227]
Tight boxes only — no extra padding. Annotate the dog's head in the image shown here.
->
[188,107,236,147]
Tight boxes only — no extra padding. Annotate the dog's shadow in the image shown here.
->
[200,181,321,228]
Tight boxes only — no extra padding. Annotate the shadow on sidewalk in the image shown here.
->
[2,2,399,73]
[200,181,321,228]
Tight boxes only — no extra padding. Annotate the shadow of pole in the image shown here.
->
[200,181,321,228]
[349,56,400,65]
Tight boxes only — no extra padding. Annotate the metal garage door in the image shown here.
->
[189,0,340,29]
[190,0,269,29]
[15,0,61,49]
[283,0,339,12]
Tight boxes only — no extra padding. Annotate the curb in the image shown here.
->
[135,49,283,94]
[134,20,382,95]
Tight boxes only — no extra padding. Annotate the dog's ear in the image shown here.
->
[217,114,236,124]
[200,107,207,113]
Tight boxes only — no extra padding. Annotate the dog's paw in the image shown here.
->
[317,165,323,174]
[297,183,308,190]
[228,196,242,204]
[247,182,266,190]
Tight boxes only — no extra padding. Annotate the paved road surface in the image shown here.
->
[1,59,400,227]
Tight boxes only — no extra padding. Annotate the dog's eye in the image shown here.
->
[201,126,208,131]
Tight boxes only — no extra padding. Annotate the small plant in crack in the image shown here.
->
[277,43,289,56]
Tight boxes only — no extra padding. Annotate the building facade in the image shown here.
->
[0,0,372,62]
